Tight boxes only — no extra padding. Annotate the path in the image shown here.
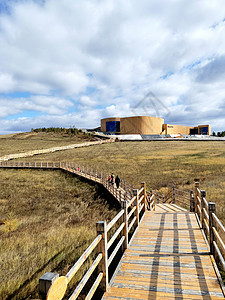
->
[103,204,224,299]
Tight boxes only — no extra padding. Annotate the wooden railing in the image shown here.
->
[0,160,151,299]
[193,180,225,281]
[39,182,147,299]
[172,186,190,208]
[2,160,225,297]
[146,190,156,211]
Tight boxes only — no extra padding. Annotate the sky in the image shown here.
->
[0,0,225,134]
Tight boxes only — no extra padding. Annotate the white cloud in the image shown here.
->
[0,0,225,132]
[0,95,74,117]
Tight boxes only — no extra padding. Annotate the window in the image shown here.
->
[106,121,120,132]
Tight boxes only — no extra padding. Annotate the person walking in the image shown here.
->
[111,173,114,185]
[115,175,120,188]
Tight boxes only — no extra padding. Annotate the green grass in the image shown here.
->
[0,169,118,299]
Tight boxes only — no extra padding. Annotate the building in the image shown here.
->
[101,116,211,136]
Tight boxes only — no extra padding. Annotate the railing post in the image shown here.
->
[133,189,139,226]
[156,192,159,204]
[96,221,108,291]
[194,179,200,214]
[172,184,176,204]
[200,190,206,229]
[153,192,156,211]
[209,202,216,255]
[119,190,122,203]
[141,182,146,213]
[121,200,128,250]
[39,272,59,299]
[190,190,195,212]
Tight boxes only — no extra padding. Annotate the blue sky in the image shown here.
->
[0,0,225,134]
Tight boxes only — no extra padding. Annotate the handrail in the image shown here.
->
[127,195,136,208]
[128,206,136,220]
[212,213,225,236]
[34,161,149,299]
[108,236,125,266]
[193,180,225,283]
[68,253,103,300]
[137,187,144,196]
[107,223,125,250]
[3,159,225,297]
[66,235,102,282]
[106,210,124,232]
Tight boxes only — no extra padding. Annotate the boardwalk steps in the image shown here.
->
[0,162,225,299]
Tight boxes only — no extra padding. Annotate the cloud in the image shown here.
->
[0,0,225,132]
[196,55,225,83]
[0,95,74,118]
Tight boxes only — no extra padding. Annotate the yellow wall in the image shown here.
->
[163,124,192,135]
[101,117,211,136]
[101,117,121,132]
[120,116,164,135]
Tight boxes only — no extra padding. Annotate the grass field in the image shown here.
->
[18,140,225,220]
[0,131,96,156]
[1,134,225,298]
[0,169,118,299]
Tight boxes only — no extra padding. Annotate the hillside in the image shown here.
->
[0,130,97,156]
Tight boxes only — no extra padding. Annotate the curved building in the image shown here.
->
[101,116,211,136]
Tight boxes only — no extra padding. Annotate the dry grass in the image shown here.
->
[0,169,118,299]
[1,136,225,298]
[19,140,225,221]
[0,131,96,156]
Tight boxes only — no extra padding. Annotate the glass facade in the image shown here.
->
[199,127,208,135]
[106,121,120,132]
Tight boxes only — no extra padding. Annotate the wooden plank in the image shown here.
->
[103,205,225,299]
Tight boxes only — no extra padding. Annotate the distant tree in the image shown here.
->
[217,131,225,137]
[31,127,83,135]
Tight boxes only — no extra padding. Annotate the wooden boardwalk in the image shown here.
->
[103,204,224,300]
[1,161,225,299]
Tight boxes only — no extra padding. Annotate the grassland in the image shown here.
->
[1,133,225,298]
[18,140,225,220]
[0,131,96,156]
[0,169,118,299]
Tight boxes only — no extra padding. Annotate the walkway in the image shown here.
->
[103,204,224,300]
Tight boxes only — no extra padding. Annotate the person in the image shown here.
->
[111,173,114,185]
[115,175,120,188]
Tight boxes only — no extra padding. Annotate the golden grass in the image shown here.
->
[1,136,225,297]
[0,169,118,299]
[18,140,225,220]
[0,131,96,156]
